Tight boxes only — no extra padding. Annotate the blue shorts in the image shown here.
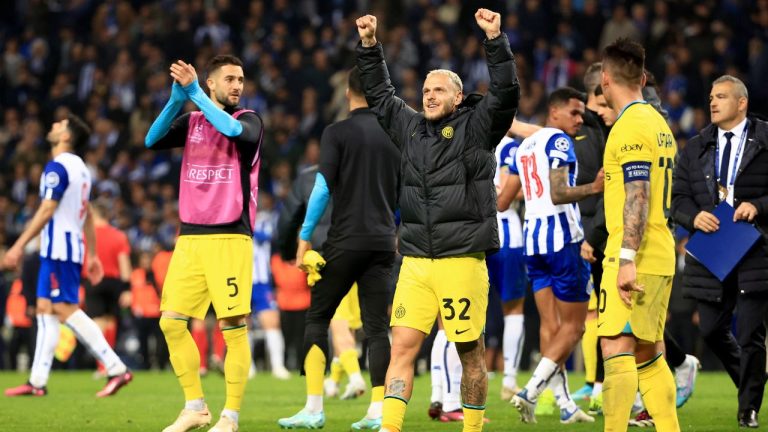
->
[37,257,82,304]
[526,242,591,302]
[486,247,528,302]
[251,282,277,313]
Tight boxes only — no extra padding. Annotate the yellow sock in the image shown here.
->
[371,386,384,403]
[638,354,679,432]
[160,318,204,401]
[582,318,598,383]
[330,357,344,383]
[382,396,407,432]
[603,354,637,432]
[304,345,326,396]
[462,404,486,432]
[222,324,250,411]
[340,348,361,375]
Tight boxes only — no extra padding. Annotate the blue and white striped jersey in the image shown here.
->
[494,137,524,249]
[252,209,277,285]
[511,127,583,256]
[39,152,91,264]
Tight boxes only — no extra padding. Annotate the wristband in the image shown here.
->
[619,248,637,262]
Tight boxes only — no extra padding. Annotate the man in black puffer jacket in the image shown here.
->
[672,75,768,429]
[355,8,518,432]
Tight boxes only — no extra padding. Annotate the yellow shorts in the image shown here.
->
[391,253,488,343]
[587,285,598,311]
[161,234,253,320]
[332,283,362,330]
[596,267,672,343]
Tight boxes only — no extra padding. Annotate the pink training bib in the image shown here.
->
[179,110,261,230]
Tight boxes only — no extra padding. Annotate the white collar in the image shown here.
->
[718,117,748,142]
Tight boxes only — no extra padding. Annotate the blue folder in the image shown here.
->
[686,202,762,281]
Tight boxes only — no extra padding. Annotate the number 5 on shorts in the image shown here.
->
[227,277,239,298]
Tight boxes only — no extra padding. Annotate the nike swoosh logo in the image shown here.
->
[455,328,470,335]
[597,322,604,328]
[575,135,587,141]
[227,305,237,310]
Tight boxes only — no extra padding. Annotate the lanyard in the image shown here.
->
[715,119,749,187]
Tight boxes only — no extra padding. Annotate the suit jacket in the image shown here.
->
[672,117,768,301]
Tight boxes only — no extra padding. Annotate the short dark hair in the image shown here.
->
[206,55,244,78]
[644,69,658,88]
[583,62,602,95]
[594,85,603,97]
[91,199,109,218]
[347,66,363,96]
[67,113,91,155]
[548,87,585,108]
[602,38,645,86]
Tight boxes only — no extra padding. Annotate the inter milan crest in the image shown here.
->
[395,304,406,319]
[441,126,454,139]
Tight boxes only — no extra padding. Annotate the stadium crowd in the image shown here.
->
[0,0,766,382]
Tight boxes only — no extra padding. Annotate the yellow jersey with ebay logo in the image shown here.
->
[602,101,676,275]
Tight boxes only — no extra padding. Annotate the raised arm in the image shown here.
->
[170,60,260,140]
[145,82,188,148]
[468,9,520,150]
[355,15,417,147]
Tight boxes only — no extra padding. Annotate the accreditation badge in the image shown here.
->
[718,184,728,202]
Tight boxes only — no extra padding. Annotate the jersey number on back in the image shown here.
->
[659,157,674,218]
[520,154,544,201]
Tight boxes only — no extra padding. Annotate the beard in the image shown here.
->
[424,102,455,121]
[216,91,238,108]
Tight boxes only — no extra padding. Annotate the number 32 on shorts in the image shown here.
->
[442,297,471,320]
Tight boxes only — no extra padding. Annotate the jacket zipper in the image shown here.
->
[422,134,434,257]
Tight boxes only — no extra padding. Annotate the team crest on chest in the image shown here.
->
[441,126,454,139]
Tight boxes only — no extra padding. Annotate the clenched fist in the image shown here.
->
[475,8,501,39]
[356,15,377,47]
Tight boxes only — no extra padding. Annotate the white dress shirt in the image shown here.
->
[717,117,748,205]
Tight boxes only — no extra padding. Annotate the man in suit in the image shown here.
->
[672,75,768,429]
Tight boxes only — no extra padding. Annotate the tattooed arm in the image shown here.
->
[619,180,650,263]
[549,166,604,205]
[616,179,650,306]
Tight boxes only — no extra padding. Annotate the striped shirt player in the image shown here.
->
[488,136,527,302]
[511,127,591,302]
[252,208,278,313]
[4,115,132,398]
[488,135,529,399]
[39,153,90,272]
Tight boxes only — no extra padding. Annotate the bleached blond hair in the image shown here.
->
[426,69,463,93]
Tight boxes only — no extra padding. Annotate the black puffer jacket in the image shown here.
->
[672,117,768,301]
[356,35,519,258]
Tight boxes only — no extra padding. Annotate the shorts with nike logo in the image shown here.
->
[597,267,672,343]
[391,253,489,343]
[161,234,253,320]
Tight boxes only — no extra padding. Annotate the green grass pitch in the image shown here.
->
[0,370,762,431]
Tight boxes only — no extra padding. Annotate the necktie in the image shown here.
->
[719,131,734,187]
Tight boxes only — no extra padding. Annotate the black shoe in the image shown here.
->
[739,409,758,428]
[428,401,443,420]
